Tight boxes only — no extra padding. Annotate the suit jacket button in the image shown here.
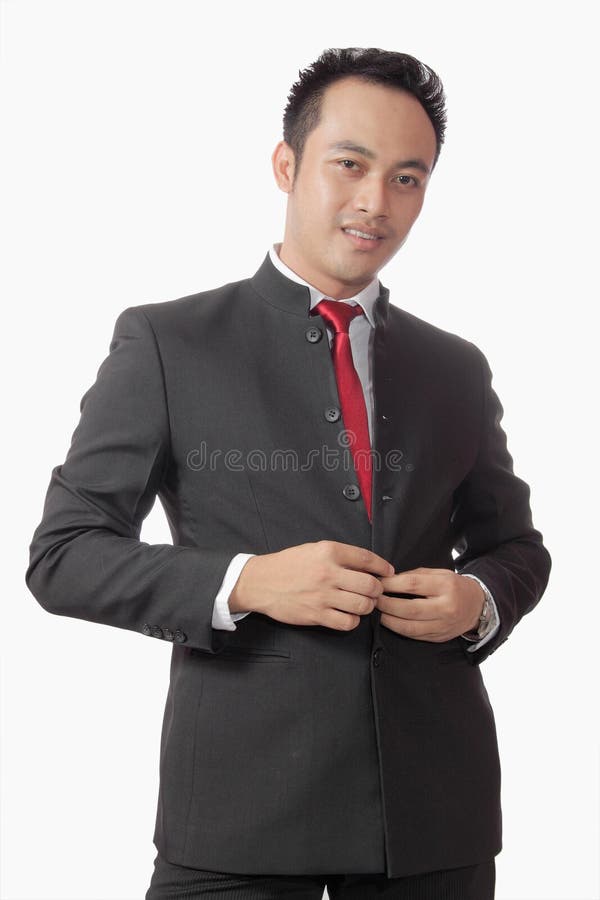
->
[342,483,360,501]
[174,629,187,643]
[372,647,383,667]
[162,627,174,641]
[151,626,163,639]
[142,623,152,636]
[305,326,323,343]
[324,406,341,422]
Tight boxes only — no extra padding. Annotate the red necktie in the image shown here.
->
[313,299,372,522]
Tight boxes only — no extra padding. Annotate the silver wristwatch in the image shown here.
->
[460,575,493,640]
[477,593,492,633]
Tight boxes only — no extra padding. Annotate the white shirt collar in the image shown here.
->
[269,243,380,328]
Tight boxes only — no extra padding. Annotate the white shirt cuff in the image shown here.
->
[211,553,256,631]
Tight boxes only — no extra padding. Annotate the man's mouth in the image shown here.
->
[342,227,382,241]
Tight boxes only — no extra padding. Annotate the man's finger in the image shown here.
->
[377,594,440,621]
[379,569,451,596]
[324,541,395,577]
[379,612,450,639]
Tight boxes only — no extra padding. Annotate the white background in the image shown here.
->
[1,1,598,898]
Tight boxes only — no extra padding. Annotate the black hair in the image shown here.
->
[282,48,447,178]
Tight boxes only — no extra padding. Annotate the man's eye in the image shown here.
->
[340,159,358,169]
[395,174,418,186]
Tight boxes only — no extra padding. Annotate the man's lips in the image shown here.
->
[341,227,386,249]
[341,226,384,241]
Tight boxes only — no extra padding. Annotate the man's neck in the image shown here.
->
[276,243,376,300]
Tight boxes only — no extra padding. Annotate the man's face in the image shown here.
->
[273,76,438,298]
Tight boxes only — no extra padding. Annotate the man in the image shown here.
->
[26,48,551,899]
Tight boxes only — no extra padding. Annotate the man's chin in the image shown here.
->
[341,243,396,274]
[333,259,379,286]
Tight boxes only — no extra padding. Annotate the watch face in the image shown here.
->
[478,599,492,633]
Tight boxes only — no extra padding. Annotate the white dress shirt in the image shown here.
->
[210,244,500,652]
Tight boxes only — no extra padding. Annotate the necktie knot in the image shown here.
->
[313,298,364,334]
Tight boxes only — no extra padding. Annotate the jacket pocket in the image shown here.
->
[215,645,291,662]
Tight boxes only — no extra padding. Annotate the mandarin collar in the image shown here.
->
[268,243,381,328]
[249,246,389,327]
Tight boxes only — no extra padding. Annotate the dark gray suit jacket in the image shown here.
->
[26,252,551,877]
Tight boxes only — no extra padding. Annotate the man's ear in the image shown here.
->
[271,140,296,193]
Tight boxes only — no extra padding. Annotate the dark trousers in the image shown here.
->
[145,852,496,899]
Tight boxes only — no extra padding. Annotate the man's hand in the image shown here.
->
[229,541,394,632]
[376,567,485,642]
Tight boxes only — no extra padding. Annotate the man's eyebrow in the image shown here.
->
[327,141,431,175]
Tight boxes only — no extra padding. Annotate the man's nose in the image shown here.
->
[353,178,390,218]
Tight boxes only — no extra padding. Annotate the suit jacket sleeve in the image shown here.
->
[452,345,552,665]
[25,306,236,654]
